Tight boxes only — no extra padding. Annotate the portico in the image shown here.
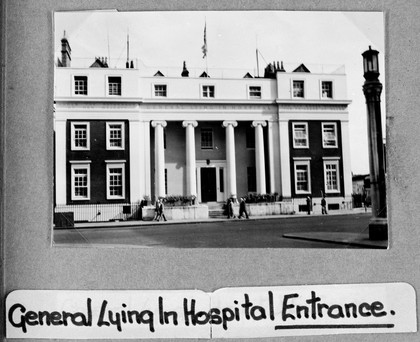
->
[149,116,273,203]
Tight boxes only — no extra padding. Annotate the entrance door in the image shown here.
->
[200,168,217,202]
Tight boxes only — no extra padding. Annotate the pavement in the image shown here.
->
[56,208,387,249]
[71,207,371,229]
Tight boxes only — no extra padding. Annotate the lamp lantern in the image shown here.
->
[362,46,380,80]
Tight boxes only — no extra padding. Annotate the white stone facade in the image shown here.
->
[54,64,352,215]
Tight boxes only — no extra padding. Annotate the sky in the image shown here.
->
[54,10,385,175]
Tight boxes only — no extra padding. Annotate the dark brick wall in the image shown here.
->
[289,120,343,198]
[66,120,130,204]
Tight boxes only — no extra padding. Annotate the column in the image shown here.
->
[129,120,142,202]
[340,120,353,202]
[279,119,291,198]
[182,120,198,197]
[55,119,67,205]
[222,120,238,199]
[252,120,267,194]
[267,121,276,194]
[151,120,167,198]
[129,120,151,202]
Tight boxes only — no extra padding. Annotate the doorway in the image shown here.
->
[200,168,217,202]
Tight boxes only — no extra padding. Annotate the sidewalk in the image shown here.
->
[57,208,387,249]
[71,207,371,229]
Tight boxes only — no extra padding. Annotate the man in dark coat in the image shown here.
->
[156,199,167,222]
[306,196,311,215]
[239,198,249,219]
[321,196,328,215]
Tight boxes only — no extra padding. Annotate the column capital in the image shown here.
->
[252,120,267,128]
[151,120,167,128]
[222,120,238,128]
[182,120,198,128]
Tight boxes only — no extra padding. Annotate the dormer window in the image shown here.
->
[154,84,167,97]
[108,76,121,96]
[202,85,215,98]
[293,80,304,98]
[249,86,262,99]
[74,76,88,95]
[322,81,333,99]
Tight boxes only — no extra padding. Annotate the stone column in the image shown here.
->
[129,120,142,202]
[279,119,291,198]
[340,120,353,202]
[151,120,167,198]
[55,119,67,205]
[252,120,267,194]
[267,121,276,194]
[222,120,238,199]
[182,120,198,198]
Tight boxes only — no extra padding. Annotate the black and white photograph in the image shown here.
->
[3,1,420,341]
[52,10,387,248]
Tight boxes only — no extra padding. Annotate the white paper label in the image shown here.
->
[6,283,416,339]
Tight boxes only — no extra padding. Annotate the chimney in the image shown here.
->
[60,30,71,67]
[181,61,189,77]
[279,61,286,72]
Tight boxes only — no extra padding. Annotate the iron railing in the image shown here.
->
[54,202,144,225]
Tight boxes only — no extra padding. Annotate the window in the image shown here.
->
[249,86,262,99]
[293,80,304,98]
[324,160,340,193]
[292,123,308,148]
[106,163,125,199]
[202,85,215,98]
[246,126,255,148]
[108,76,121,95]
[74,76,88,95]
[321,81,333,99]
[154,84,167,97]
[71,122,90,150]
[201,128,213,149]
[322,123,338,148]
[294,161,311,194]
[247,167,256,192]
[71,164,90,200]
[219,168,224,193]
[106,122,124,150]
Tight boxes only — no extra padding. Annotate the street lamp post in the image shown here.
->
[362,46,387,240]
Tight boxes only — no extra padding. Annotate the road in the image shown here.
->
[54,213,372,248]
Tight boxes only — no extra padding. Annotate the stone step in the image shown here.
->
[209,209,226,218]
[206,202,225,210]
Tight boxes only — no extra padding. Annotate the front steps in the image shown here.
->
[206,202,227,219]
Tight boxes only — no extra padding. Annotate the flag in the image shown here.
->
[201,22,207,59]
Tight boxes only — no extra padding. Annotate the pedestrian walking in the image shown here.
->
[153,198,160,221]
[306,196,311,215]
[228,198,236,219]
[321,196,328,215]
[239,198,249,219]
[156,199,167,222]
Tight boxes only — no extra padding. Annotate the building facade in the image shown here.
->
[54,37,353,220]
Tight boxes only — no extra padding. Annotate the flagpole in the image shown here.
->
[256,48,260,78]
[256,35,259,77]
[202,19,208,76]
